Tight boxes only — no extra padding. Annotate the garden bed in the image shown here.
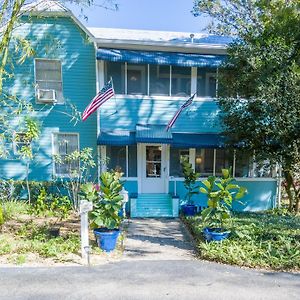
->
[183,211,300,272]
[0,202,125,266]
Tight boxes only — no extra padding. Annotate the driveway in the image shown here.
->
[0,260,299,300]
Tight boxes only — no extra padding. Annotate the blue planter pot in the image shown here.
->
[183,204,197,216]
[94,228,120,252]
[203,227,230,242]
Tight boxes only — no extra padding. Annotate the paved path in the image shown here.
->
[123,218,195,260]
[0,260,299,300]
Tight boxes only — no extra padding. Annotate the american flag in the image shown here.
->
[82,80,115,121]
[166,93,196,131]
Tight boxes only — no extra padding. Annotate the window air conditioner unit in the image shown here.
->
[37,89,57,103]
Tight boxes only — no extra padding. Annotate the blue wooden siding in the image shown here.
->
[0,16,97,181]
[99,98,221,133]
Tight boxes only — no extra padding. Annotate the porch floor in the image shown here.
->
[123,218,195,261]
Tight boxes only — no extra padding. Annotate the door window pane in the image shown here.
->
[128,145,137,177]
[149,65,170,96]
[127,64,147,95]
[170,148,189,177]
[146,146,161,178]
[195,148,214,176]
[106,146,126,174]
[215,149,233,176]
[197,69,217,97]
[105,62,125,94]
[171,66,191,96]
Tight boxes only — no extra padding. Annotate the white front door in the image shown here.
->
[138,144,169,193]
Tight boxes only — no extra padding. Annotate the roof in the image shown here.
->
[88,27,233,46]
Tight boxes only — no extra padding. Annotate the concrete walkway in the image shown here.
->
[123,218,195,260]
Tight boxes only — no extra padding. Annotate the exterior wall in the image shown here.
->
[99,96,220,133]
[0,16,97,181]
[169,179,278,211]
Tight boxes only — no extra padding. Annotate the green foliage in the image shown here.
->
[200,169,247,230]
[54,147,96,209]
[193,0,300,212]
[1,200,29,221]
[31,189,72,219]
[184,212,300,271]
[181,159,200,204]
[82,171,124,230]
[0,206,4,226]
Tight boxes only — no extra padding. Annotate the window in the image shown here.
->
[235,151,251,177]
[127,64,147,95]
[195,148,214,176]
[215,149,234,176]
[106,145,137,177]
[197,69,217,97]
[35,59,63,103]
[105,62,125,94]
[53,133,79,176]
[13,132,31,155]
[149,65,170,96]
[171,66,191,96]
[170,148,189,177]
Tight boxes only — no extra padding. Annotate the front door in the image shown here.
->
[138,144,169,193]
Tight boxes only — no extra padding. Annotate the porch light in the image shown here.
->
[196,156,202,164]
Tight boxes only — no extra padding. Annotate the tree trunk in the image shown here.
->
[283,170,294,212]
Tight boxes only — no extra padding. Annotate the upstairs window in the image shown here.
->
[53,133,79,176]
[127,64,147,95]
[197,69,217,97]
[149,65,170,96]
[105,62,125,94]
[35,59,63,104]
[171,66,191,96]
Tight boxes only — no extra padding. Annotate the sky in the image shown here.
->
[67,0,211,33]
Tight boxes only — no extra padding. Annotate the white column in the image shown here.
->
[191,67,197,96]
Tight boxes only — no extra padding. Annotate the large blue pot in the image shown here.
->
[94,228,120,252]
[183,204,197,216]
[203,227,230,242]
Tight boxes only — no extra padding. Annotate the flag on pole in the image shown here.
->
[82,80,115,121]
[166,93,196,131]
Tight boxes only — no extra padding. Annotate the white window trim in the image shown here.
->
[52,132,80,177]
[34,58,64,104]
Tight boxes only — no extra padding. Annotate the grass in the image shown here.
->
[184,211,300,271]
[0,201,125,265]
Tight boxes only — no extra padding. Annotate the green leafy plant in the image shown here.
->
[32,187,48,215]
[54,147,96,209]
[81,171,124,230]
[181,159,200,204]
[200,168,247,230]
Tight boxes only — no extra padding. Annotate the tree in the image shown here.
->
[193,0,300,212]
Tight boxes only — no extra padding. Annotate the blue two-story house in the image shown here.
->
[0,0,279,217]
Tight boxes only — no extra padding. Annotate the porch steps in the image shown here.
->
[131,193,175,218]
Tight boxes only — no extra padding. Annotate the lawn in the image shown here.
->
[183,211,300,271]
[0,201,124,266]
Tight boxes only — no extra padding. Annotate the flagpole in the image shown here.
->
[110,76,117,113]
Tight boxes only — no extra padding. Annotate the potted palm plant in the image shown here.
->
[181,159,200,216]
[81,171,124,252]
[200,168,247,241]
